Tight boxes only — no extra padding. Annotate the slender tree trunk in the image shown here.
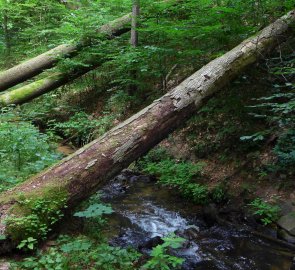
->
[0,10,294,254]
[2,1,10,61]
[130,0,140,47]
[129,0,140,94]
[0,13,132,92]
[3,12,10,57]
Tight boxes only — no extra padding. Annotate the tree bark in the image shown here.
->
[3,8,11,59]
[130,0,140,47]
[0,60,104,106]
[129,0,140,94]
[0,13,132,92]
[0,10,294,253]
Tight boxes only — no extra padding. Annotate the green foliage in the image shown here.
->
[139,151,208,204]
[187,80,265,159]
[0,0,131,67]
[242,55,295,175]
[106,90,135,116]
[13,236,140,270]
[74,203,113,218]
[137,147,172,166]
[72,193,115,238]
[60,238,92,253]
[210,183,229,204]
[15,248,67,270]
[49,111,114,146]
[0,107,60,192]
[17,237,37,251]
[181,183,209,205]
[6,192,67,249]
[88,243,140,270]
[143,233,185,270]
[273,130,295,171]
[248,198,280,226]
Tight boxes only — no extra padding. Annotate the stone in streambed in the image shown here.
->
[278,229,295,244]
[138,236,164,250]
[279,201,295,216]
[277,212,295,236]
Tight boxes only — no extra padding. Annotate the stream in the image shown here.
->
[97,171,293,270]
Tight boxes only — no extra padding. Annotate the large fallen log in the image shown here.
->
[0,13,132,92]
[0,10,294,253]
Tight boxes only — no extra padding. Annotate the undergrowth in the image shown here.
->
[0,107,61,192]
[248,198,280,226]
[138,148,229,205]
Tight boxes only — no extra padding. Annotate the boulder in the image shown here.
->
[138,236,164,250]
[278,229,295,244]
[277,212,295,236]
[279,201,295,216]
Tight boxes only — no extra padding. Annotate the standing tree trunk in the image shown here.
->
[3,11,10,58]
[0,13,132,92]
[130,0,140,47]
[0,10,294,254]
[129,0,140,94]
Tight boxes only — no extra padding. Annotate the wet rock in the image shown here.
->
[138,236,164,250]
[181,225,200,240]
[114,174,128,182]
[278,228,295,244]
[279,201,295,216]
[130,175,139,182]
[290,257,295,270]
[260,225,278,239]
[277,212,295,236]
[202,204,219,226]
[137,175,154,182]
[243,213,259,229]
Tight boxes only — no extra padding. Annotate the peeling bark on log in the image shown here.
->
[0,10,294,254]
[0,13,131,92]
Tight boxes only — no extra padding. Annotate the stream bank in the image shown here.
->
[92,170,294,270]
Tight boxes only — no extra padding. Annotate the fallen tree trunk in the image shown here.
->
[0,13,131,92]
[0,10,294,253]
[0,61,104,106]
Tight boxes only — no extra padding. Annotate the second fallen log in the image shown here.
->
[0,13,132,92]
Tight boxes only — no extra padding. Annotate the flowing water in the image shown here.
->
[98,172,294,270]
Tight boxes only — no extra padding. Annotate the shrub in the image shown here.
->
[12,236,140,270]
[248,198,280,225]
[0,108,60,192]
[140,156,208,205]
[143,234,185,270]
[49,111,114,146]
[210,183,229,204]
